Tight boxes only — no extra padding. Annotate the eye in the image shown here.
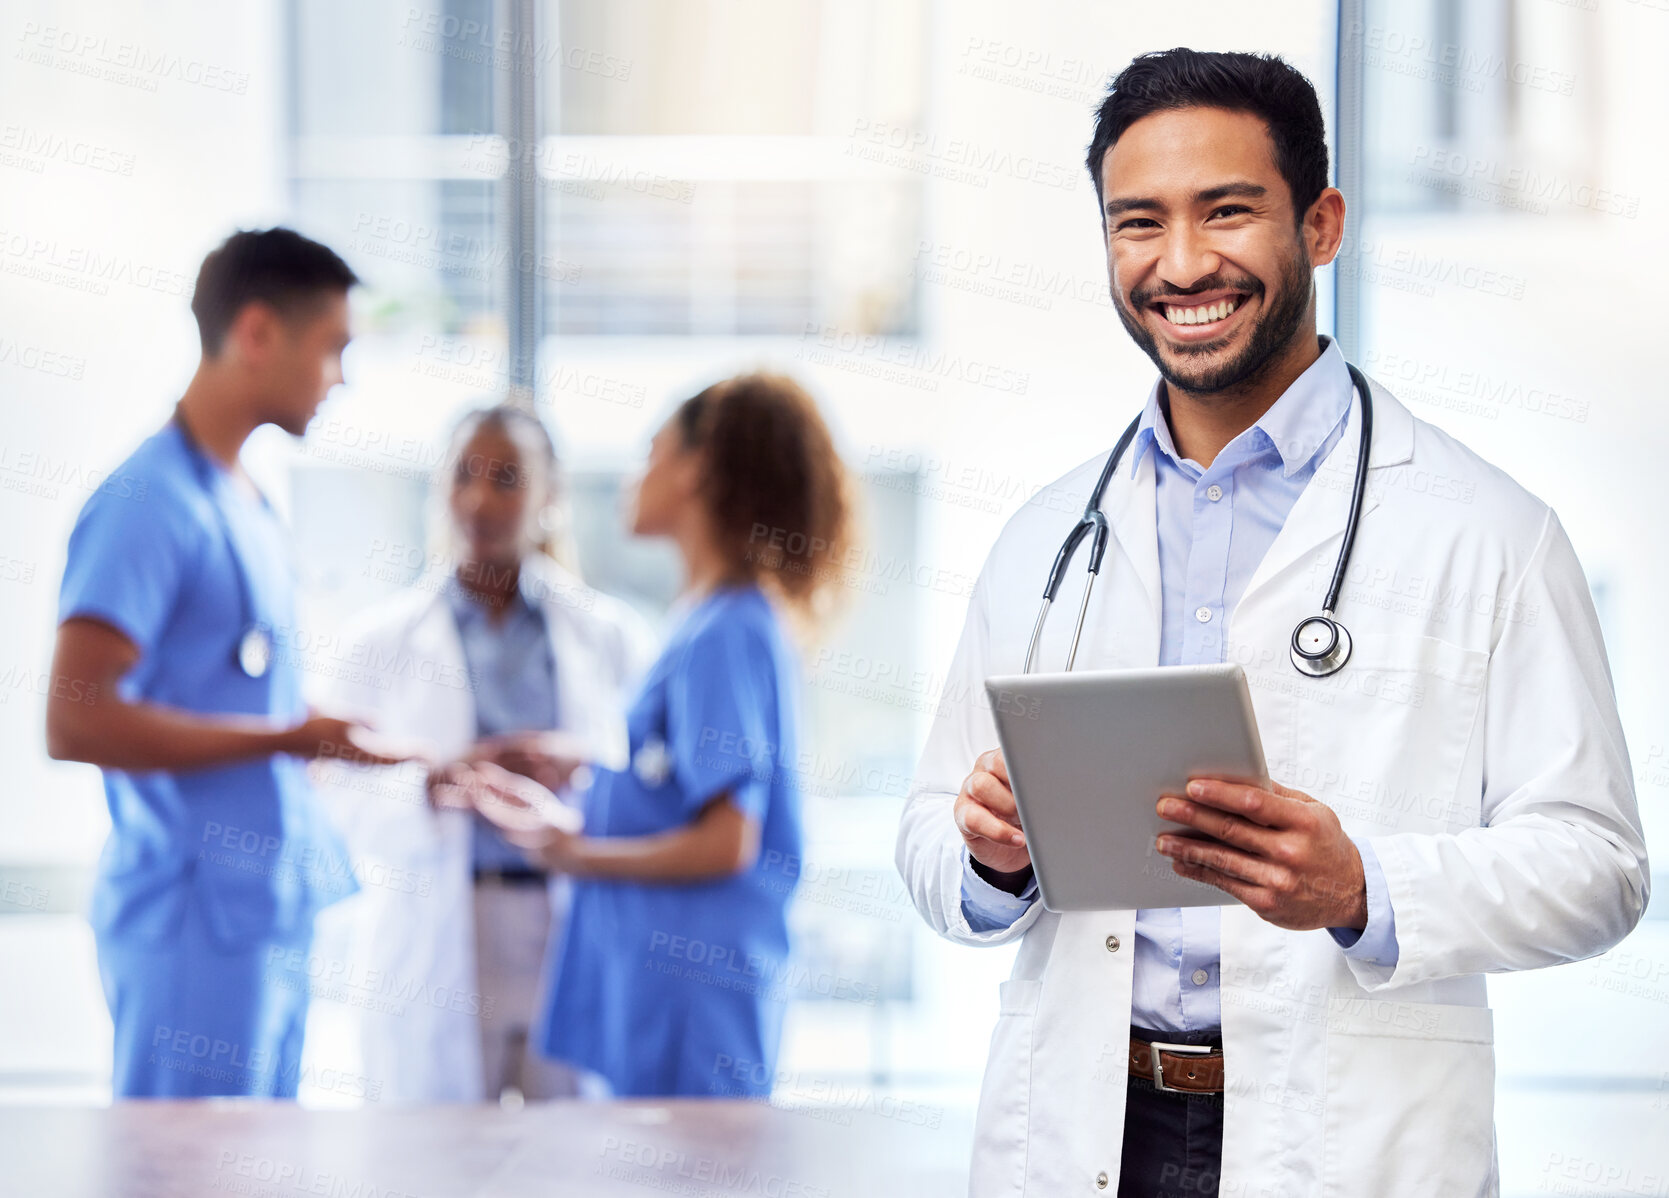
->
[1209,205,1251,219]
[1115,217,1159,231]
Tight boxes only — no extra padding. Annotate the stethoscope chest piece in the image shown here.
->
[1290,614,1351,678]
[238,626,274,679]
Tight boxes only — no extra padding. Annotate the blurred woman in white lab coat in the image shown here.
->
[311,403,653,1103]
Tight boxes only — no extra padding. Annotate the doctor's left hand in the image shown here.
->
[468,731,591,795]
[1153,779,1368,932]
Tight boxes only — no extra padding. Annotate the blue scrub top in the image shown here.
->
[57,420,356,949]
[541,585,804,1097]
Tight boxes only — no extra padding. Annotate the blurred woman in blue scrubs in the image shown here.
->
[478,373,856,1098]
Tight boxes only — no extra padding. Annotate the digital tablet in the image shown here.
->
[982,662,1268,912]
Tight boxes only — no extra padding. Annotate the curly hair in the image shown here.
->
[673,373,857,630]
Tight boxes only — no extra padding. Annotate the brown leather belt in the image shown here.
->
[1128,1036,1224,1093]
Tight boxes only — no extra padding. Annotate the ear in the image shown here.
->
[222,300,282,364]
[1302,187,1347,269]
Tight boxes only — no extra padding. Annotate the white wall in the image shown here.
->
[1,0,290,861]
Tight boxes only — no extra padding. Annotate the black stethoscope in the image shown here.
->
[1024,363,1373,679]
[172,410,275,678]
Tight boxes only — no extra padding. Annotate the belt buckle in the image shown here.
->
[1146,1040,1213,1093]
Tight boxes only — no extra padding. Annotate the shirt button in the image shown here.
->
[1096,1172,1110,1189]
[1192,968,1210,986]
[1206,484,1223,501]
[1194,606,1212,623]
[1105,934,1120,952]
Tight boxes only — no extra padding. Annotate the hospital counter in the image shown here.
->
[0,1096,970,1196]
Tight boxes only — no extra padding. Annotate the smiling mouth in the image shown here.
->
[1154,293,1248,329]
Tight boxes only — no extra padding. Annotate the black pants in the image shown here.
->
[1119,1026,1224,1198]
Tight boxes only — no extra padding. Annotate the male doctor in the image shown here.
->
[896,48,1648,1197]
[47,228,407,1097]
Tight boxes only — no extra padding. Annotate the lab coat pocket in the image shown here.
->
[971,979,1042,1198]
[1293,634,1488,838]
[1322,998,1495,1197]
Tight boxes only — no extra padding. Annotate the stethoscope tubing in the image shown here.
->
[1025,363,1374,676]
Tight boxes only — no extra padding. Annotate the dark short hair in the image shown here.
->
[1086,48,1330,226]
[191,227,358,355]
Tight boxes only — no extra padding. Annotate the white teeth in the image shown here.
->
[1164,298,1238,325]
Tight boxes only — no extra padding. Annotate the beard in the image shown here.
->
[1112,242,1313,396]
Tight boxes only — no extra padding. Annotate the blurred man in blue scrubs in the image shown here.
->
[45,228,409,1098]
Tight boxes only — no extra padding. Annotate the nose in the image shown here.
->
[454,470,490,515]
[1156,223,1222,293]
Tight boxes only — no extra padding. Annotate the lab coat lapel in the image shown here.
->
[530,561,588,740]
[1237,376,1414,611]
[402,582,477,761]
[1098,443,1163,631]
[524,555,630,769]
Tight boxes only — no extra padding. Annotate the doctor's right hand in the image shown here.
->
[284,715,416,767]
[955,749,1031,876]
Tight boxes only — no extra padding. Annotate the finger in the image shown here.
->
[1170,858,1267,908]
[966,770,1019,819]
[1155,796,1278,855]
[955,797,1026,848]
[974,749,1010,786]
[1156,834,1281,887]
[1183,779,1296,828]
[479,779,537,811]
[502,825,560,851]
[430,782,474,811]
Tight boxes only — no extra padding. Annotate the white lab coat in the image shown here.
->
[309,555,654,1103]
[896,379,1649,1197]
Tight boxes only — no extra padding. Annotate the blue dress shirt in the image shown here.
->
[447,574,562,873]
[961,337,1399,1033]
